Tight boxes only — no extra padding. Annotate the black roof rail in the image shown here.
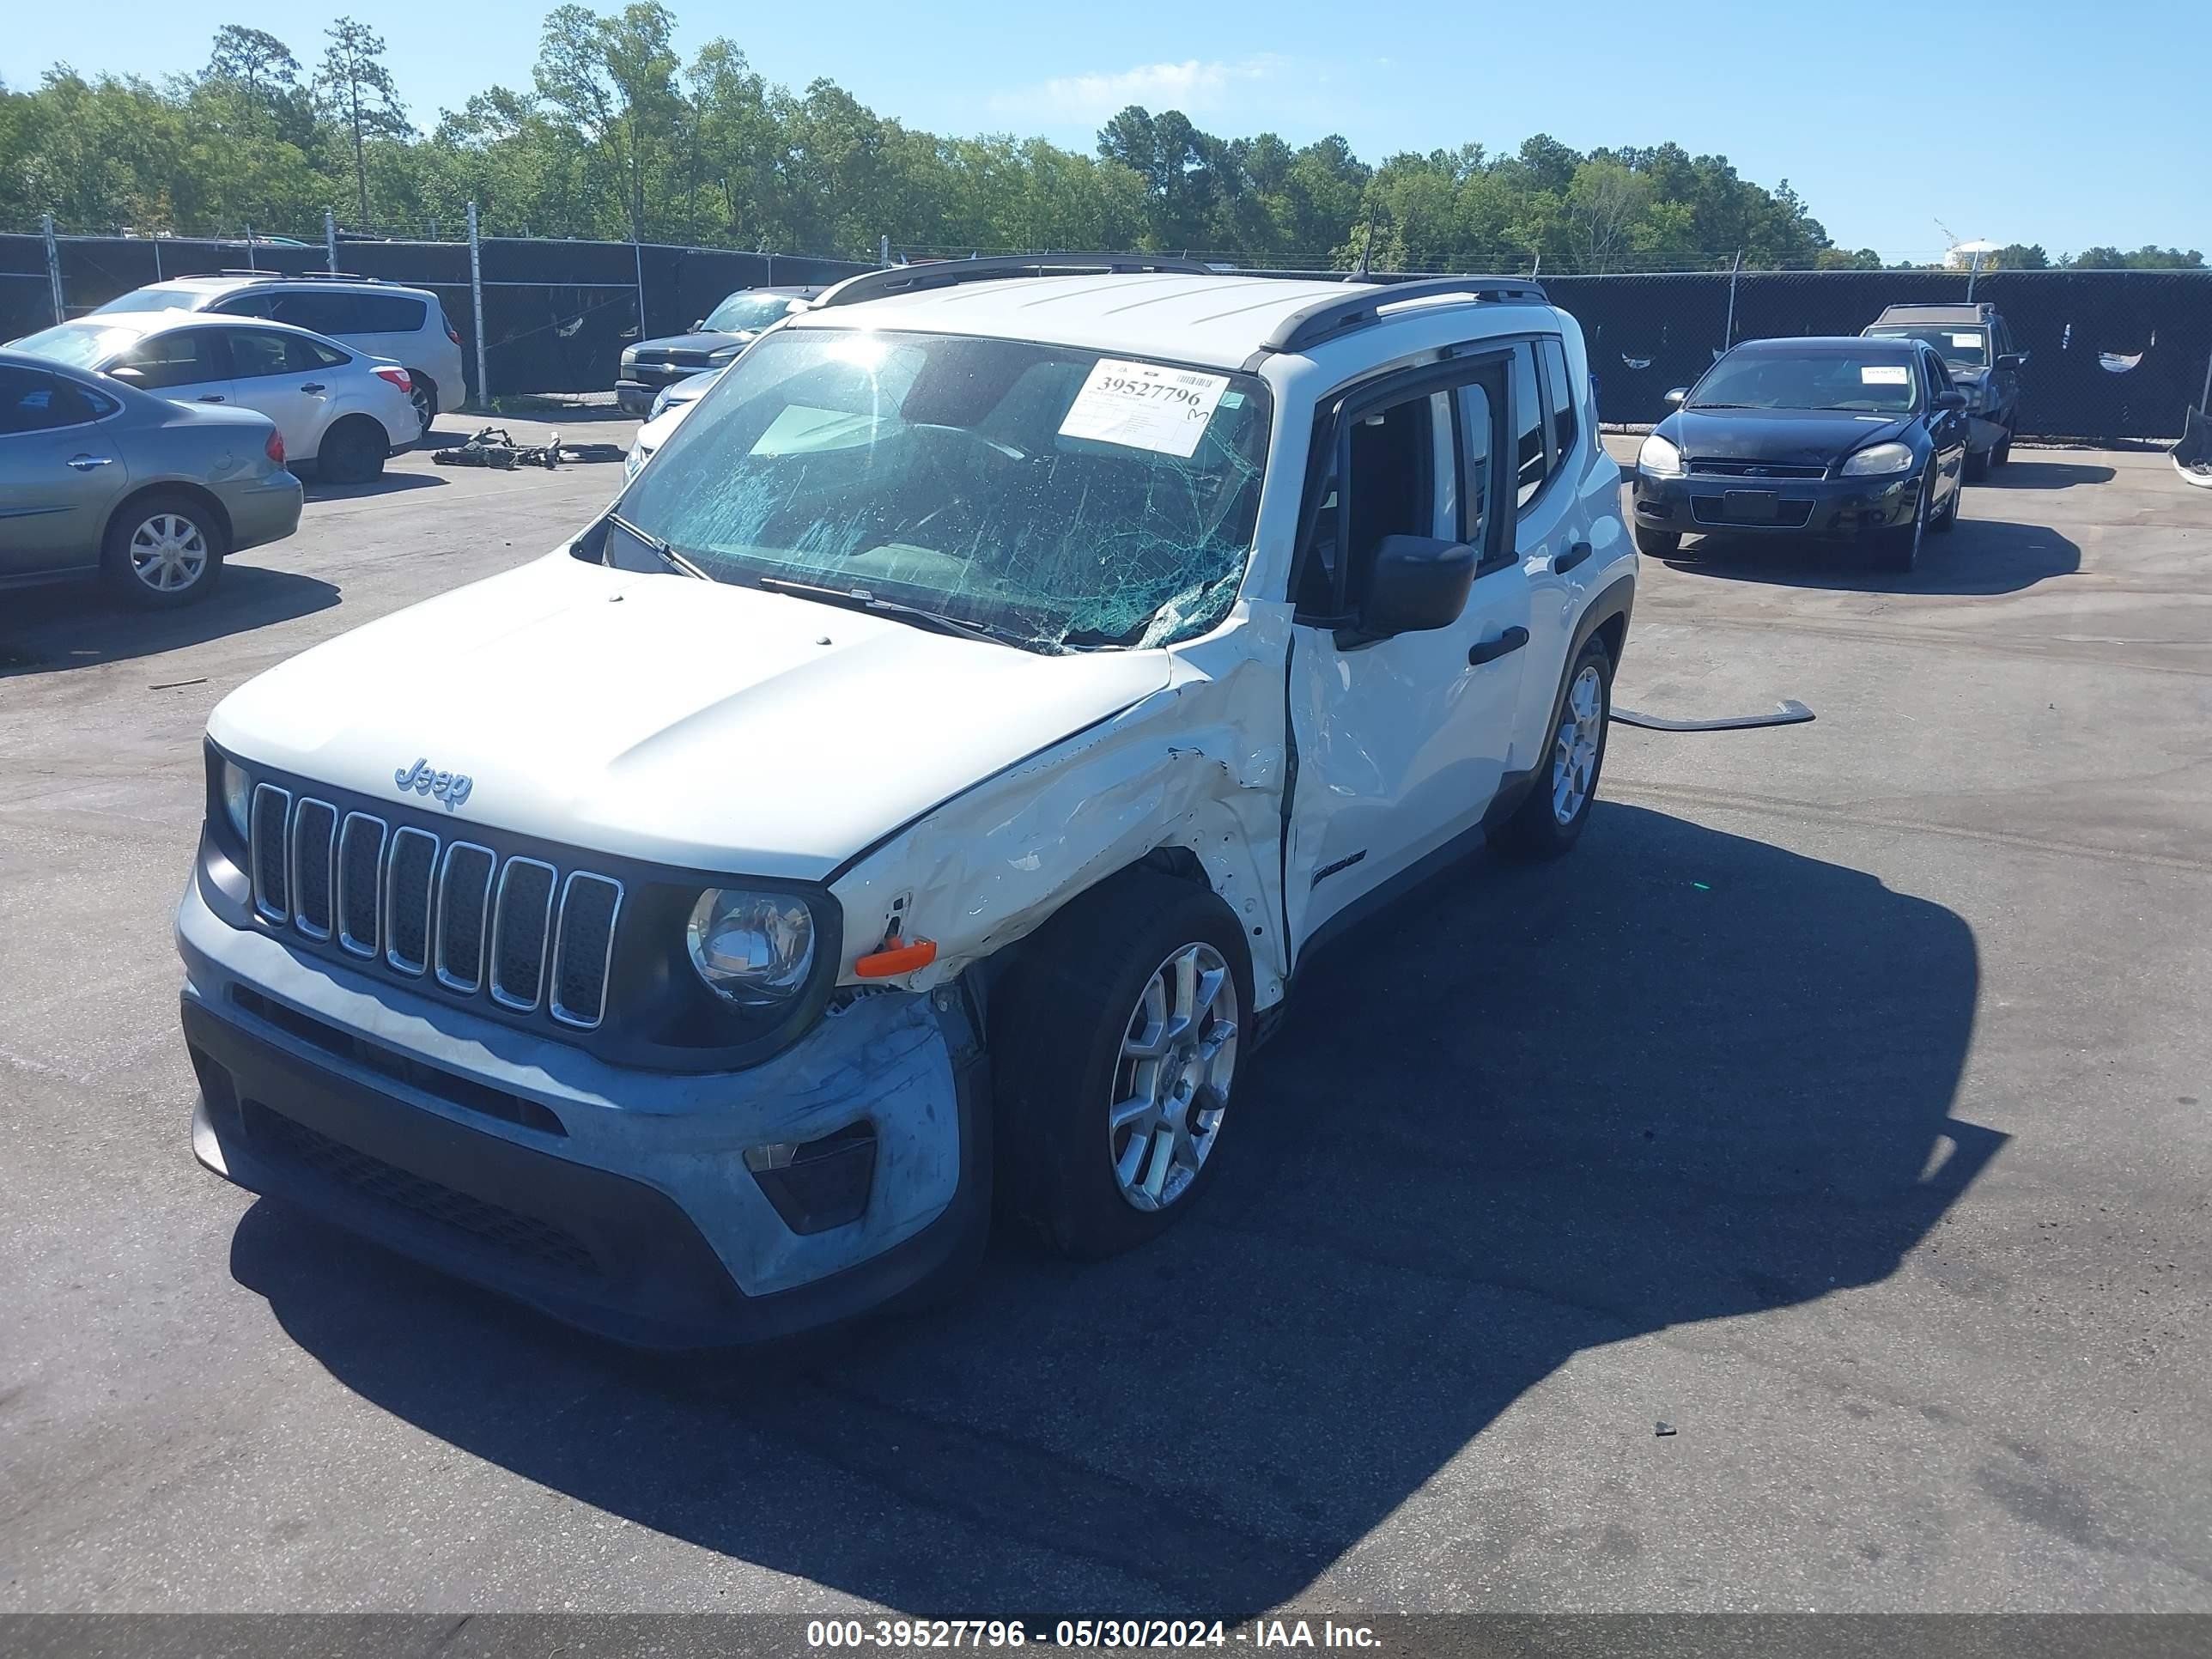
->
[211,269,378,282]
[812,252,1216,311]
[1258,275,1550,356]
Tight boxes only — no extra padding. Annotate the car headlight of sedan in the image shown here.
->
[1841,441,1915,477]
[1637,433,1685,477]
[686,889,819,1008]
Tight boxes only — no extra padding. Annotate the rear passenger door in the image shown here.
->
[221,326,325,457]
[1510,337,1601,763]
[1285,354,1533,951]
[112,327,233,410]
[0,367,127,577]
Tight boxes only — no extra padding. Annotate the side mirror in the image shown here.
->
[1936,389,1968,412]
[1358,535,1477,639]
[1996,352,2026,371]
[690,319,706,332]
[1663,387,1687,407]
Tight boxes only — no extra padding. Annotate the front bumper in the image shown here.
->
[176,871,989,1348]
[222,472,305,553]
[616,363,712,413]
[1632,466,1923,540]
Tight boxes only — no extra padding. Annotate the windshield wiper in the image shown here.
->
[755,576,1033,649]
[1687,401,1755,410]
[606,511,710,581]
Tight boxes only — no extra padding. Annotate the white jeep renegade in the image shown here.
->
[177,255,1635,1346]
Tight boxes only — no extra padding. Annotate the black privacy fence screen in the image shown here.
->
[3,230,2206,441]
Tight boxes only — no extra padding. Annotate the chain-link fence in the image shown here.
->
[4,224,2207,439]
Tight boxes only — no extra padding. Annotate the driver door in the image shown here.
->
[1285,355,1532,955]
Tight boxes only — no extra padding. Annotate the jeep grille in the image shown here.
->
[254,796,623,1030]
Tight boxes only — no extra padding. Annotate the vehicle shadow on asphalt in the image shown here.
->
[304,471,448,501]
[1663,520,2081,596]
[0,565,341,678]
[229,802,2000,1617]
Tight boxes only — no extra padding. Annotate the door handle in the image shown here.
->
[67,454,113,471]
[300,383,326,393]
[1468,625,1529,665]
[196,394,225,403]
[1555,540,1593,574]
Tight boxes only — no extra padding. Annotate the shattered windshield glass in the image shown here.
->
[612,328,1272,653]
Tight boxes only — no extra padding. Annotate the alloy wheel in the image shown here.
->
[410,383,434,435]
[1552,664,1606,824]
[1108,942,1239,1212]
[129,514,209,593]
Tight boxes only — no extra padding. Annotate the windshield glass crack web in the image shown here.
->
[616,330,1269,653]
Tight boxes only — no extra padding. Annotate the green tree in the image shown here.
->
[316,18,410,226]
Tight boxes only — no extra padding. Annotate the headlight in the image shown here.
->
[686,889,817,1007]
[220,758,252,842]
[647,386,673,420]
[623,443,647,478]
[1637,434,1684,477]
[1841,441,1914,477]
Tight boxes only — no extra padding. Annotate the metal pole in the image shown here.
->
[632,233,647,346]
[152,235,162,282]
[879,234,890,269]
[1966,250,1981,302]
[764,249,772,286]
[1723,249,1743,349]
[246,227,257,271]
[467,201,489,409]
[2198,344,2212,416]
[325,208,338,273]
[41,212,64,324]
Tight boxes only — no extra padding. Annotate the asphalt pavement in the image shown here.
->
[1,421,2207,1615]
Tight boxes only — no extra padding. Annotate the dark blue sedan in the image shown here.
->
[1630,337,1970,573]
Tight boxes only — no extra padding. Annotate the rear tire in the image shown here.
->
[1633,525,1681,558]
[100,490,227,609]
[405,374,438,442]
[316,416,387,484]
[993,869,1253,1259]
[1493,636,1613,860]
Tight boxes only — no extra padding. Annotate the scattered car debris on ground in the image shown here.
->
[2171,406,2212,489]
[434,426,566,470]
[1612,700,1815,732]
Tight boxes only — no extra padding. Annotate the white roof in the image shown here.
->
[783,272,1504,371]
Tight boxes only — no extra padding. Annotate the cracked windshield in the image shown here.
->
[613,328,1271,653]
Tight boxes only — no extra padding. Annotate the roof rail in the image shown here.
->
[1259,275,1550,356]
[211,269,376,282]
[812,252,1216,311]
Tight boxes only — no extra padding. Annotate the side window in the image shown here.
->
[0,367,100,434]
[1509,343,1547,509]
[1295,392,1437,617]
[1925,353,1952,399]
[228,329,292,380]
[211,293,276,319]
[1538,337,1577,465]
[361,295,426,332]
[269,291,350,335]
[285,336,349,372]
[1455,373,1506,573]
[118,330,222,390]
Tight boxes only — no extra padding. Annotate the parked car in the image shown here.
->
[615,285,822,414]
[623,367,722,478]
[92,273,465,438]
[1861,302,2026,479]
[11,313,419,483]
[1632,335,1970,573]
[0,347,301,608]
[176,256,1634,1346]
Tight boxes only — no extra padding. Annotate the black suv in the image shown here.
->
[1861,302,2026,479]
[615,285,822,414]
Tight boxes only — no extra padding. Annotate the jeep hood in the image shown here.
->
[207,552,1172,879]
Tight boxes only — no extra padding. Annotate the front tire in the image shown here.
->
[100,491,227,609]
[1493,636,1613,860]
[994,869,1253,1258]
[1873,475,1929,573]
[1633,525,1681,557]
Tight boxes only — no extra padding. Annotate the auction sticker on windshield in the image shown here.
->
[1060,358,1230,458]
[1861,365,1910,385]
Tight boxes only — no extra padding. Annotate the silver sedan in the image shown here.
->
[0,347,302,608]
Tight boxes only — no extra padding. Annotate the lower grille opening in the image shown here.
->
[746,1122,877,1235]
[229,986,566,1138]
[240,1099,599,1278]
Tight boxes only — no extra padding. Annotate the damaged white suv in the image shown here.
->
[177,255,1634,1346]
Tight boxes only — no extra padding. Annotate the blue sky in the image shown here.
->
[9,0,2203,263]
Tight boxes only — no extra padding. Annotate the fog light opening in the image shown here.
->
[745,1121,877,1235]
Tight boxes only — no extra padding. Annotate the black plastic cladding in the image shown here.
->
[202,740,844,1075]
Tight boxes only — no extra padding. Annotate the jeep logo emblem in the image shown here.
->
[395,758,473,811]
